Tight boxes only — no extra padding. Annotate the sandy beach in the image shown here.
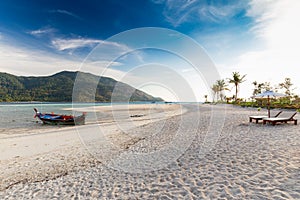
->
[0,104,299,199]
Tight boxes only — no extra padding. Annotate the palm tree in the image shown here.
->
[216,79,228,102]
[228,72,246,102]
[211,84,219,102]
[211,79,228,102]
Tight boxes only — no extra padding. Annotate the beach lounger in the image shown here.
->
[249,111,282,123]
[262,112,298,126]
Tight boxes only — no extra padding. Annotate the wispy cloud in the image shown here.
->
[246,0,279,38]
[51,38,103,51]
[51,38,133,51]
[49,9,82,20]
[153,0,198,27]
[198,3,244,23]
[27,27,56,37]
[51,37,144,63]
[153,0,245,27]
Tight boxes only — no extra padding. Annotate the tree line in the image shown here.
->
[208,72,298,105]
[210,72,246,103]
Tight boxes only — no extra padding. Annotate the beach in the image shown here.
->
[0,104,299,199]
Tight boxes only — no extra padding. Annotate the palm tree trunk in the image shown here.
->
[235,84,238,101]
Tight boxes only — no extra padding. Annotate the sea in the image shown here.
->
[0,102,163,130]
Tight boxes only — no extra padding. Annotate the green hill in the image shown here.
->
[0,71,163,102]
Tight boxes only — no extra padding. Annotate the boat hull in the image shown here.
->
[34,108,86,125]
[37,115,85,125]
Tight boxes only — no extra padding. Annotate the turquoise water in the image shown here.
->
[0,103,89,129]
[0,102,161,129]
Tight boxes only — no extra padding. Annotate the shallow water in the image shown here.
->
[0,102,161,135]
[0,103,95,129]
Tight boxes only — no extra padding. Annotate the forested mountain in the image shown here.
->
[0,71,163,102]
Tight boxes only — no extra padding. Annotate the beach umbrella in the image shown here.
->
[254,90,286,118]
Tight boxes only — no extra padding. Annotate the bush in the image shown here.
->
[239,100,300,110]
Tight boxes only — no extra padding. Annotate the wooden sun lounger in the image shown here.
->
[249,111,282,123]
[262,112,298,126]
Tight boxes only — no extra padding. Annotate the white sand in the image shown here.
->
[0,104,299,199]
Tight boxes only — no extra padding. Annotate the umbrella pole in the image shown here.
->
[268,95,270,118]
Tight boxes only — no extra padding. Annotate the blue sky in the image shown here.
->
[1,0,300,101]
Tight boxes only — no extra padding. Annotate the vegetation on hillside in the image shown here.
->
[0,71,163,102]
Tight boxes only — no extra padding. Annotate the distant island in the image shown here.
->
[0,71,163,102]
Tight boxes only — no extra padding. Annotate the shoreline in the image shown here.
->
[0,103,184,191]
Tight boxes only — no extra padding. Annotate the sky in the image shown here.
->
[0,0,300,102]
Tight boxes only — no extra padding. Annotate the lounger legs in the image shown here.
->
[249,117,262,123]
[249,118,259,123]
[262,119,297,125]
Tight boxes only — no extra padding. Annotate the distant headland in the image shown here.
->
[0,71,163,102]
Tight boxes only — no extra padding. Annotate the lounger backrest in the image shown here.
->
[273,111,282,117]
[289,112,297,119]
[278,112,297,119]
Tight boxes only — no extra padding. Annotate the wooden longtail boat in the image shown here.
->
[34,108,86,125]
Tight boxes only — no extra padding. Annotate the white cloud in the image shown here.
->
[0,30,145,78]
[51,38,101,51]
[0,38,126,79]
[246,0,300,48]
[246,0,275,18]
[0,38,81,76]
[28,27,56,37]
[189,0,300,100]
[230,0,300,98]
[51,38,129,51]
